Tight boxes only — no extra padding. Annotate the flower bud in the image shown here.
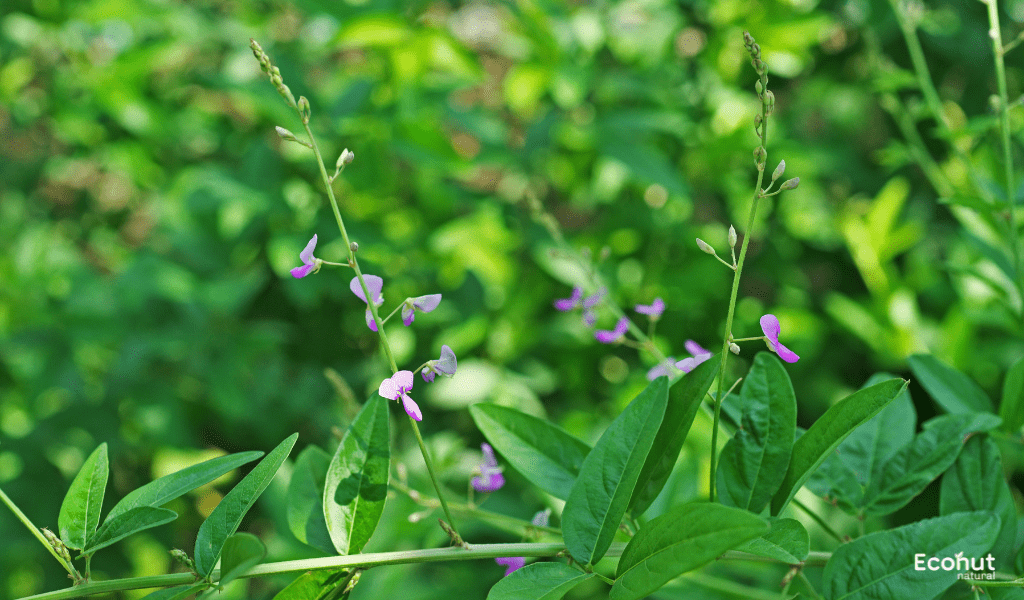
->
[729,342,741,355]
[755,80,763,96]
[780,177,800,190]
[765,90,775,115]
[772,160,785,182]
[728,225,737,248]
[350,241,359,252]
[753,146,766,170]
[298,96,311,124]
[337,148,355,167]
[696,238,716,255]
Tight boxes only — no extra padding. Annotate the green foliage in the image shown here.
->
[85,507,177,555]
[286,445,334,555]
[272,570,351,600]
[1000,356,1024,433]
[736,518,809,564]
[484,563,593,600]
[57,443,108,550]
[139,584,210,600]
[219,533,267,587]
[908,355,995,414]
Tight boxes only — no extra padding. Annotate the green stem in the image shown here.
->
[686,572,792,600]
[407,417,460,542]
[797,571,823,600]
[793,498,845,543]
[391,481,561,536]
[0,486,76,576]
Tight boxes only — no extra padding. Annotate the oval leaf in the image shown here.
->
[58,443,109,549]
[194,433,298,577]
[736,517,809,564]
[218,532,266,587]
[717,353,796,513]
[486,562,594,600]
[909,354,994,414]
[84,507,177,555]
[771,379,907,515]
[105,451,263,524]
[1001,356,1024,433]
[610,502,768,600]
[272,570,350,600]
[563,377,668,566]
[469,403,591,500]
[324,396,390,555]
[822,512,1000,600]
[629,357,720,517]
[286,445,334,554]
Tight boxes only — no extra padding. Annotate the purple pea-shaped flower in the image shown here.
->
[378,370,422,421]
[402,294,442,326]
[351,275,385,331]
[422,345,457,382]
[290,235,321,278]
[471,443,504,493]
[495,556,525,576]
[760,314,799,363]
[595,316,629,344]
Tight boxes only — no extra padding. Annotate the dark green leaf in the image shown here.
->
[324,396,389,555]
[194,433,298,577]
[771,379,907,515]
[610,502,768,600]
[962,229,1017,283]
[563,377,668,566]
[272,570,351,600]
[287,445,334,554]
[218,532,266,587]
[105,451,263,523]
[84,507,177,555]
[941,435,1017,571]
[629,358,720,517]
[736,518,809,564]
[58,443,109,549]
[807,374,915,515]
[485,562,594,600]
[822,512,1000,600]
[1001,356,1024,433]
[860,412,1002,516]
[138,584,209,600]
[908,354,994,414]
[717,353,796,513]
[470,404,592,500]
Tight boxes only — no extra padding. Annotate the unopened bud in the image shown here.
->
[755,80,763,96]
[728,225,737,248]
[170,549,196,572]
[298,96,311,124]
[780,177,800,190]
[772,160,785,182]
[743,31,754,49]
[336,148,355,168]
[765,90,775,115]
[696,238,716,255]
[42,528,72,563]
[729,342,741,355]
[753,146,767,170]
[350,241,359,252]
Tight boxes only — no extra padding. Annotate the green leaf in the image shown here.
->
[1001,356,1024,433]
[286,446,334,554]
[736,518,809,564]
[807,374,915,515]
[218,532,266,587]
[272,570,351,600]
[485,562,594,600]
[941,435,1017,571]
[771,379,907,515]
[105,451,263,523]
[324,396,390,555]
[84,507,177,555]
[822,512,1000,600]
[717,353,796,513]
[470,403,591,500]
[908,354,995,414]
[629,358,720,517]
[194,433,298,577]
[58,443,109,549]
[610,502,768,600]
[859,412,1002,516]
[563,377,668,566]
[138,584,209,600]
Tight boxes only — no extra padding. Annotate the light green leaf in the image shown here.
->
[563,377,668,566]
[470,403,591,500]
[138,584,209,600]
[218,532,266,587]
[272,570,351,600]
[610,502,768,600]
[822,512,1000,600]
[736,518,809,564]
[105,451,263,523]
[717,353,796,513]
[629,358,719,517]
[58,443,109,549]
[941,435,1017,571]
[1001,356,1024,433]
[771,379,907,515]
[286,445,334,554]
[859,412,1002,516]
[194,433,298,577]
[324,396,389,555]
[486,562,594,600]
[84,507,177,555]
[908,354,994,414]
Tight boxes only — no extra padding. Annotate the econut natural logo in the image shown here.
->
[914,553,997,581]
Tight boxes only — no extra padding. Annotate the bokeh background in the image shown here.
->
[2,0,1023,598]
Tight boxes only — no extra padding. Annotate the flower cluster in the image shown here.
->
[646,340,713,380]
[554,286,605,326]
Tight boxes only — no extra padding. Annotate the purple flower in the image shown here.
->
[554,286,605,326]
[646,357,676,380]
[472,443,505,493]
[402,294,442,326]
[351,275,384,331]
[554,286,583,311]
[378,370,422,421]
[677,340,713,373]
[635,298,665,319]
[595,316,629,344]
[760,314,799,363]
[290,235,321,278]
[421,345,458,382]
[531,508,551,527]
[495,556,525,576]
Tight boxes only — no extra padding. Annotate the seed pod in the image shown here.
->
[780,177,800,190]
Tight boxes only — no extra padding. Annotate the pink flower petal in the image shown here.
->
[582,287,606,309]
[365,308,378,331]
[759,314,782,344]
[774,341,800,363]
[472,471,504,493]
[554,287,583,311]
[635,297,665,317]
[412,294,442,312]
[290,264,315,278]
[496,556,525,576]
[299,234,318,265]
[402,303,415,326]
[401,393,422,421]
[421,367,436,383]
[436,345,457,375]
[378,376,400,400]
[350,275,384,304]
[684,340,709,357]
[393,370,414,391]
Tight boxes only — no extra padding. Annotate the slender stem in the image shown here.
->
[797,571,823,600]
[0,486,76,576]
[391,480,561,536]
[792,498,844,543]
[407,417,459,541]
[593,572,615,585]
[379,301,405,326]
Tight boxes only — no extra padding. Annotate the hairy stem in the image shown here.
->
[0,486,76,576]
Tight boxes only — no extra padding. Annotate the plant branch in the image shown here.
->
[792,498,845,543]
[0,486,76,576]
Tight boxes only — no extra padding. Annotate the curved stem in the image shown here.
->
[0,487,76,576]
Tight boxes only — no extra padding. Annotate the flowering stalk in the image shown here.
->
[250,39,461,544]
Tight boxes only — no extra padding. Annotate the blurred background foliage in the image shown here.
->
[1,0,1022,597]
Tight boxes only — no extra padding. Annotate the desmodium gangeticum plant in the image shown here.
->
[2,28,1023,600]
